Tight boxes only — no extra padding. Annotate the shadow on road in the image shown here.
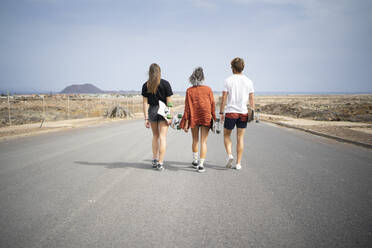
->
[74,160,194,172]
[165,160,228,171]
[74,160,227,172]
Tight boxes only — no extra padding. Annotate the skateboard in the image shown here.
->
[211,118,222,134]
[170,113,183,130]
[247,108,255,123]
[157,101,182,129]
[255,109,260,123]
[157,100,172,120]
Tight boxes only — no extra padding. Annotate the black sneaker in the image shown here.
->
[157,163,164,171]
[152,159,158,168]
[192,160,198,169]
[197,165,205,173]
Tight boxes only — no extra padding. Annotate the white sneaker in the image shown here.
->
[225,155,234,168]
[234,164,242,170]
[192,160,199,169]
[197,165,206,173]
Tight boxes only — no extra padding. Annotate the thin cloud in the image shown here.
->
[189,0,218,10]
[229,0,355,18]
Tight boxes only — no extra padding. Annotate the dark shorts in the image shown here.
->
[148,105,166,122]
[224,116,248,130]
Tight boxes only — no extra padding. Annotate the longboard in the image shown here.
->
[157,101,182,130]
[170,113,183,130]
[157,100,172,120]
[211,118,222,134]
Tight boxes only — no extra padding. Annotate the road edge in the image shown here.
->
[262,120,372,149]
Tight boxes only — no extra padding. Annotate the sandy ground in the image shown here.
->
[0,105,185,141]
[260,113,372,147]
[1,103,371,148]
[0,117,129,141]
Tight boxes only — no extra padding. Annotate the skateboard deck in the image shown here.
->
[211,118,222,134]
[170,113,183,130]
[157,100,172,120]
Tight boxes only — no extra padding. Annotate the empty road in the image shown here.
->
[0,119,371,248]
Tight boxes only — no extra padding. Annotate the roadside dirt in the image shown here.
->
[260,113,372,147]
[0,105,185,141]
[0,117,133,141]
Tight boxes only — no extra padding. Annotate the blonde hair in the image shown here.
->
[231,57,245,73]
[147,63,161,94]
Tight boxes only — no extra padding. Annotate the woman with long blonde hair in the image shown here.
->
[142,63,173,170]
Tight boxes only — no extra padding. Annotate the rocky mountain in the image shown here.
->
[60,83,104,94]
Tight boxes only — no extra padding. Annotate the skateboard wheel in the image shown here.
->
[166,114,172,119]
[177,113,183,118]
[167,102,174,107]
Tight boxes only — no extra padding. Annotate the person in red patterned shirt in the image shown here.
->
[180,67,216,173]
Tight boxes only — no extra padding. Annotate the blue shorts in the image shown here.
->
[224,116,248,130]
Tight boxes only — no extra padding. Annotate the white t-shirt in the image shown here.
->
[223,74,254,114]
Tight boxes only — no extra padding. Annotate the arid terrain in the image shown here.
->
[255,94,372,147]
[0,94,185,127]
[255,94,372,123]
[1,94,371,147]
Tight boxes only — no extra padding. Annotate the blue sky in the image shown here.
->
[0,0,371,93]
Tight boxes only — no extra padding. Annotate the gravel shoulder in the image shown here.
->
[0,116,136,141]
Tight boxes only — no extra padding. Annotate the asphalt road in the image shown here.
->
[0,119,371,248]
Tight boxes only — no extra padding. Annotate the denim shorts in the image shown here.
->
[148,105,166,122]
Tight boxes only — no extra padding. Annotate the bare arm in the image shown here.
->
[181,91,190,132]
[249,93,255,110]
[210,90,216,121]
[219,91,228,122]
[220,92,227,113]
[142,96,150,128]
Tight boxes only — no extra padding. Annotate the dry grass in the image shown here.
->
[255,94,372,123]
[0,95,185,127]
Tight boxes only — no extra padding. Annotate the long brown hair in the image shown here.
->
[147,63,161,94]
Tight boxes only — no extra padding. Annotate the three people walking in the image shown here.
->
[142,57,254,172]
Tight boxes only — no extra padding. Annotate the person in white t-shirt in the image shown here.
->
[219,57,255,170]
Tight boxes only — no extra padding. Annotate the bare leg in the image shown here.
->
[158,121,169,164]
[150,121,159,160]
[236,128,246,165]
[200,126,210,159]
[224,128,233,156]
[191,126,199,154]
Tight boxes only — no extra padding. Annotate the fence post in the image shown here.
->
[7,90,11,126]
[131,97,133,114]
[126,96,129,113]
[42,95,45,119]
[67,95,70,119]
[86,99,89,118]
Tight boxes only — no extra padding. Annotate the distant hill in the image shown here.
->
[60,83,104,94]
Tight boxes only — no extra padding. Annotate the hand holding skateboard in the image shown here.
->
[145,119,150,129]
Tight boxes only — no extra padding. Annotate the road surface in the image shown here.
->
[0,119,371,248]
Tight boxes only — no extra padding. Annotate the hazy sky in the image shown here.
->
[1,0,371,93]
